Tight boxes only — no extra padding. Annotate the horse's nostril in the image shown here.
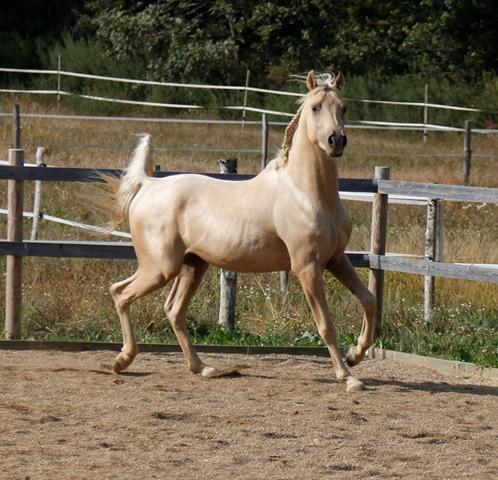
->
[328,134,336,146]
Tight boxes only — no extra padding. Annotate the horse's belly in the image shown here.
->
[185,224,291,273]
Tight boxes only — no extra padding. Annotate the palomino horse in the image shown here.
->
[107,71,375,393]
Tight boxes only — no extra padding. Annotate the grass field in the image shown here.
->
[0,97,497,366]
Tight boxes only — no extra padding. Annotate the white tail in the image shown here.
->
[115,134,153,221]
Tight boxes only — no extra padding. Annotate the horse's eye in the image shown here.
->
[312,104,321,113]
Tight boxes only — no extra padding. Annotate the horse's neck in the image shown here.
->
[285,124,340,208]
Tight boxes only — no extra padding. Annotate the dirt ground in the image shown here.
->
[0,349,497,480]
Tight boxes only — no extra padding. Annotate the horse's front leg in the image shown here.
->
[326,252,376,367]
[294,261,365,393]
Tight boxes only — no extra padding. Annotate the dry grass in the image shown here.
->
[0,97,496,365]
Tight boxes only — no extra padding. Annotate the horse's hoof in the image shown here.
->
[345,347,361,367]
[201,366,220,378]
[200,364,249,378]
[346,377,366,393]
[113,353,133,373]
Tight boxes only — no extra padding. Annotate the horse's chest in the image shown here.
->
[309,213,349,252]
[281,207,350,262]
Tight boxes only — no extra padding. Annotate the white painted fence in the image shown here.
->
[2,67,498,132]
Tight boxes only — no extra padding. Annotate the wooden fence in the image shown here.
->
[2,144,498,340]
[1,102,497,336]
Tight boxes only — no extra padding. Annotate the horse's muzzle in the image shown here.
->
[328,133,347,157]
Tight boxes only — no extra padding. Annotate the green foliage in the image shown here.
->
[83,0,242,83]
[77,0,498,84]
[3,0,498,86]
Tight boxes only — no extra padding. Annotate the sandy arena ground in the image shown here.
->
[0,349,497,480]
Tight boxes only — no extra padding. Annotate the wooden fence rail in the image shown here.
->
[0,165,378,192]
[377,179,498,204]
[1,240,494,283]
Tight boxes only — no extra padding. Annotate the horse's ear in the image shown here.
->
[306,70,318,91]
[333,71,345,90]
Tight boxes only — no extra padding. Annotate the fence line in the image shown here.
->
[2,66,497,114]
[0,208,131,238]
[2,155,498,342]
[0,88,294,118]
[1,107,496,186]
[0,238,495,283]
[0,87,492,128]
[2,165,497,204]
[377,179,498,204]
[2,239,493,283]
[3,111,498,136]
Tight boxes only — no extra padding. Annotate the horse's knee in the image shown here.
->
[110,283,131,310]
[293,263,322,290]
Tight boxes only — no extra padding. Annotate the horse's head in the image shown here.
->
[302,70,347,158]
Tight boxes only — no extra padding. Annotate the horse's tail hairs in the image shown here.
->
[80,134,153,234]
[113,133,153,226]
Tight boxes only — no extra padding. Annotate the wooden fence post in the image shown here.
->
[5,148,24,339]
[13,104,21,148]
[279,271,289,299]
[260,113,269,171]
[241,70,250,127]
[30,147,46,240]
[57,54,62,108]
[463,120,472,185]
[423,84,428,143]
[424,198,438,323]
[369,166,390,339]
[436,200,444,262]
[218,158,238,329]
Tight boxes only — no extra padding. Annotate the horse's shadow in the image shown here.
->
[51,367,155,378]
[116,371,156,378]
[344,377,498,397]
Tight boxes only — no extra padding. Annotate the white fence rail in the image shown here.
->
[2,67,498,129]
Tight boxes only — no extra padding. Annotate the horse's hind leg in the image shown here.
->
[326,252,376,367]
[110,269,167,372]
[164,255,218,377]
